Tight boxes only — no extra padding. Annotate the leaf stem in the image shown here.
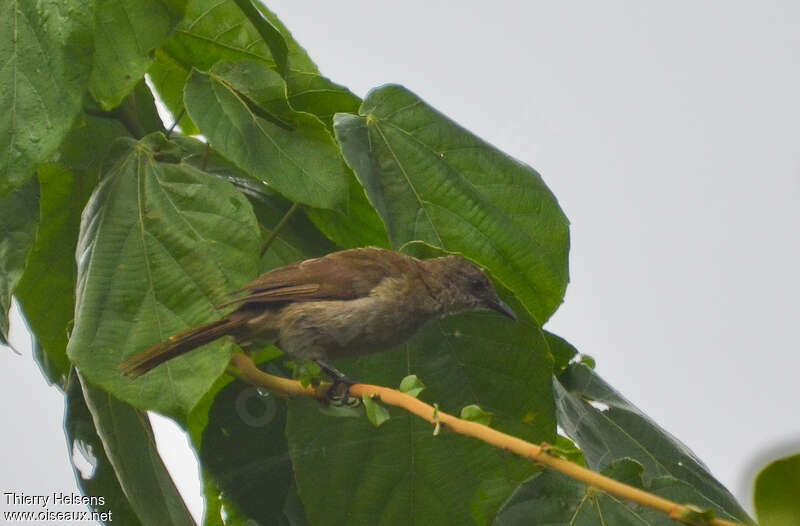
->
[228,353,746,526]
[166,108,185,138]
[260,202,299,256]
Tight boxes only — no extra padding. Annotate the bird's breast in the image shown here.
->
[275,276,440,360]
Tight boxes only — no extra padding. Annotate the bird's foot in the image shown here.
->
[325,380,361,407]
[315,359,361,407]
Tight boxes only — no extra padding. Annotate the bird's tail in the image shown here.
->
[119,317,244,378]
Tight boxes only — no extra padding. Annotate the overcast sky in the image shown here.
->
[2,1,798,523]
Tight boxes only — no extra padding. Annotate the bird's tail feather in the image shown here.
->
[119,317,243,377]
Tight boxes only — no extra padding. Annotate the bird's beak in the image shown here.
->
[488,298,518,321]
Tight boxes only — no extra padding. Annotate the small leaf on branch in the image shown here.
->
[460,404,493,427]
[399,374,426,398]
[544,436,586,465]
[285,360,322,388]
[677,504,716,525]
[362,395,390,427]
[579,354,597,369]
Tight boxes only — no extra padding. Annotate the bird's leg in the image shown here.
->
[314,359,360,407]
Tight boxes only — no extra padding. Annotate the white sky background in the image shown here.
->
[2,1,799,524]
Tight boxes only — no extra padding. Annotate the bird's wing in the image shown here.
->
[219,248,413,307]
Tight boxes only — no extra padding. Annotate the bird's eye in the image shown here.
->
[470,279,484,291]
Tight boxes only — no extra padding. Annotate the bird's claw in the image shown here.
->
[325,379,361,407]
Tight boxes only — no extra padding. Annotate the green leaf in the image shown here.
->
[79,373,196,525]
[461,404,493,427]
[250,1,361,128]
[334,85,570,324]
[496,457,729,526]
[55,113,133,175]
[286,360,322,388]
[496,459,652,526]
[543,330,578,374]
[163,0,282,71]
[231,0,287,76]
[185,363,310,526]
[305,172,390,249]
[555,363,753,524]
[172,134,337,269]
[550,434,587,466]
[362,395,391,427]
[676,505,716,525]
[127,80,168,136]
[148,50,199,134]
[0,177,39,344]
[0,0,94,195]
[64,371,142,525]
[16,114,131,386]
[153,0,358,130]
[184,64,349,209]
[16,165,90,386]
[216,174,337,271]
[285,71,361,130]
[754,453,800,526]
[67,132,260,419]
[287,310,554,525]
[579,354,596,369]
[89,0,183,109]
[197,379,299,525]
[399,374,426,398]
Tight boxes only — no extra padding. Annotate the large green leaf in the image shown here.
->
[64,371,142,525]
[247,1,362,126]
[175,131,386,251]
[148,50,199,134]
[149,0,358,130]
[284,70,361,130]
[245,183,337,270]
[334,85,570,324]
[0,0,94,195]
[171,134,340,269]
[287,308,554,526]
[89,0,183,109]
[163,0,279,70]
[230,0,287,76]
[0,177,38,344]
[305,172,391,250]
[79,373,195,525]
[197,379,300,525]
[543,330,578,374]
[176,178,319,526]
[496,459,651,526]
[754,453,800,526]
[16,113,127,387]
[555,363,753,524]
[496,457,733,526]
[183,63,349,209]
[67,132,260,419]
[16,165,90,386]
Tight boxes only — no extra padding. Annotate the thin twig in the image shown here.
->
[227,353,745,526]
[260,202,299,256]
[167,108,186,138]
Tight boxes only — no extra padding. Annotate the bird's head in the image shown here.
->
[430,256,518,321]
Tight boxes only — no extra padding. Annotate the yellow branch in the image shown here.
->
[228,353,745,526]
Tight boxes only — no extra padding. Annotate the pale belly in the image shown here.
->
[273,295,438,360]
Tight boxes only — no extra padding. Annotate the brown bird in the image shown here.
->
[119,247,517,386]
